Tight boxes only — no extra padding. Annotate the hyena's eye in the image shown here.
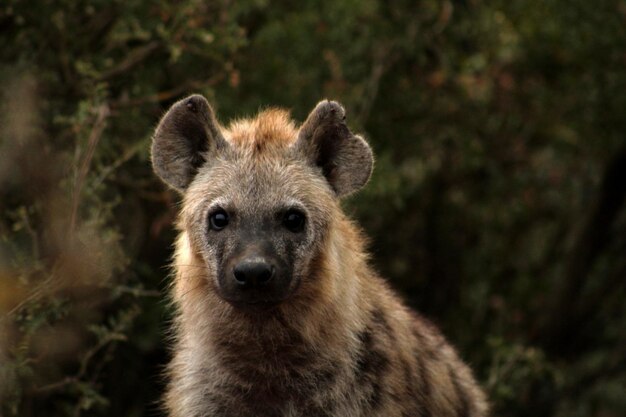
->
[209,209,229,231]
[283,209,306,233]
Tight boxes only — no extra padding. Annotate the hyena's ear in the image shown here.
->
[296,100,373,197]
[151,94,228,192]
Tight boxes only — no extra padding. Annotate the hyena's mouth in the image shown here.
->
[218,291,291,312]
[215,276,294,311]
[229,298,283,311]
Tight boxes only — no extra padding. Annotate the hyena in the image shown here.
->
[151,94,489,417]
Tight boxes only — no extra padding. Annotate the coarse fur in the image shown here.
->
[152,95,489,417]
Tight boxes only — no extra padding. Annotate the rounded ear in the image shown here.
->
[295,100,374,197]
[151,94,228,192]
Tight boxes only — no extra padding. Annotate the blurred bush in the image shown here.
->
[0,0,624,416]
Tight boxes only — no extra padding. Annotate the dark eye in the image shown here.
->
[283,209,306,233]
[209,209,229,231]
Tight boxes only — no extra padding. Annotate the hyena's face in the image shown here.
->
[183,157,334,308]
[152,95,373,309]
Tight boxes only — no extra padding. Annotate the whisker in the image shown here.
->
[176,282,208,300]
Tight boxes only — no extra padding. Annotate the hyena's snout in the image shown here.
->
[220,243,293,308]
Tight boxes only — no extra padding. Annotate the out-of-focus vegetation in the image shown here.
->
[1,0,624,416]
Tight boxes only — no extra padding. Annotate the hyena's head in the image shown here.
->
[151,95,373,309]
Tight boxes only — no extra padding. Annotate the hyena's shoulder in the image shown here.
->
[354,279,489,416]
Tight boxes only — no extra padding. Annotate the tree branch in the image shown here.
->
[540,147,626,354]
[110,74,224,109]
[97,41,161,81]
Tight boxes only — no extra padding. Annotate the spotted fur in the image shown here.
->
[152,95,488,417]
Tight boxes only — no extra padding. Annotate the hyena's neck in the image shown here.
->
[172,219,373,376]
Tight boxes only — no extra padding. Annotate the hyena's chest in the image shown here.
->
[202,356,359,417]
[195,348,408,417]
[188,320,411,417]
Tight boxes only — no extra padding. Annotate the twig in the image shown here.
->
[103,284,161,298]
[4,270,61,318]
[34,377,78,393]
[33,315,133,396]
[92,139,145,187]
[110,74,224,109]
[357,44,393,124]
[22,208,40,260]
[433,1,454,34]
[69,104,110,233]
[97,41,161,81]
[77,331,126,378]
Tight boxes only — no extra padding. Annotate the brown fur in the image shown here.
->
[152,95,489,417]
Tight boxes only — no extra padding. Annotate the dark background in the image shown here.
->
[1,0,625,416]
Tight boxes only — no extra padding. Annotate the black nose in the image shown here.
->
[233,260,274,287]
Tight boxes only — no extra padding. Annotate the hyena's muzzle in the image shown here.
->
[219,239,293,308]
[210,208,308,309]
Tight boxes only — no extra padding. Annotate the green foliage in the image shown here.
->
[1,0,625,416]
